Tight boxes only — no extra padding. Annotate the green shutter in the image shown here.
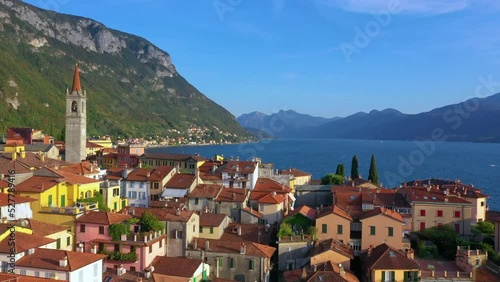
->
[60,195,66,207]
[66,236,70,246]
[322,224,327,233]
[388,227,393,237]
[48,195,53,206]
[337,224,343,234]
[370,226,376,235]
[382,271,385,281]
[218,258,222,267]
[56,238,61,249]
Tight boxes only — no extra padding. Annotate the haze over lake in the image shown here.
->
[147,138,500,211]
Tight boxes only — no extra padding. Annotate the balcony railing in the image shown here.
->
[119,229,166,243]
[40,202,99,215]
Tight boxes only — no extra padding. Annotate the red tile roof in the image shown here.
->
[188,184,222,199]
[75,211,132,225]
[15,248,106,272]
[223,161,257,174]
[254,192,286,204]
[284,260,359,282]
[165,174,196,189]
[149,166,175,181]
[15,176,59,193]
[140,153,206,162]
[192,238,276,258]
[361,243,419,270]
[123,207,196,223]
[22,219,68,237]
[151,256,203,278]
[287,205,317,221]
[318,205,353,221]
[0,193,36,206]
[359,207,405,223]
[125,168,155,181]
[240,207,264,219]
[254,178,292,193]
[0,273,60,282]
[215,188,249,203]
[199,213,227,227]
[404,179,489,199]
[278,168,312,177]
[309,239,354,260]
[221,223,274,245]
[59,161,99,176]
[0,152,69,174]
[400,186,474,204]
[0,232,55,254]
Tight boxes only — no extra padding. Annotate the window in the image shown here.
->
[200,226,204,233]
[210,227,214,234]
[193,225,196,233]
[420,209,426,216]
[56,238,61,249]
[45,273,53,278]
[322,224,327,234]
[130,267,136,272]
[20,270,26,275]
[159,240,163,248]
[370,226,376,235]
[481,201,485,207]
[80,224,86,232]
[149,245,153,253]
[388,227,393,237]
[99,226,105,234]
[153,182,159,189]
[259,204,263,212]
[175,230,183,239]
[437,210,443,217]
[248,259,255,270]
[437,222,443,227]
[454,211,461,218]
[66,236,71,246]
[48,195,53,206]
[194,198,199,205]
[114,244,120,252]
[420,221,426,231]
[35,271,39,277]
[337,224,343,235]
[229,258,236,268]
[218,257,223,267]
[382,270,395,282]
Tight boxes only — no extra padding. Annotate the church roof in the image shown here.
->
[71,64,81,93]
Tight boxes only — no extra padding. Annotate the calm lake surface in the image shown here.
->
[147,138,500,210]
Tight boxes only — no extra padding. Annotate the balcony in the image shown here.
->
[40,202,99,215]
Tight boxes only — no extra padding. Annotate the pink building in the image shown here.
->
[75,211,167,273]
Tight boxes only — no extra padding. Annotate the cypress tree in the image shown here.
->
[368,154,379,185]
[351,155,359,180]
[335,164,346,181]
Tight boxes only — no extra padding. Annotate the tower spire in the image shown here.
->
[71,63,82,94]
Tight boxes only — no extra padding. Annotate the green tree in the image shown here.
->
[140,211,164,232]
[368,154,379,185]
[321,173,343,185]
[335,164,345,180]
[476,221,494,234]
[351,155,359,180]
[278,223,293,238]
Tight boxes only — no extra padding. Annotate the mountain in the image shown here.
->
[237,110,342,137]
[240,95,500,142]
[0,0,252,142]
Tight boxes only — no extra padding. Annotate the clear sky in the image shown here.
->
[22,0,500,118]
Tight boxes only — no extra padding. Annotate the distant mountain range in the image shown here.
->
[237,94,500,142]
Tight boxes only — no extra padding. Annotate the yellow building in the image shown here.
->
[309,238,354,270]
[139,153,206,173]
[15,167,101,233]
[198,213,230,240]
[99,179,128,212]
[361,243,420,282]
[88,136,113,149]
[2,219,73,251]
[316,205,353,244]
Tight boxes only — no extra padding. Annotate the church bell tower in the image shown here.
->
[65,64,87,163]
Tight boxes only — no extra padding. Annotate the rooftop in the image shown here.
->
[15,248,106,272]
[361,243,419,270]
[199,213,227,227]
[151,256,203,278]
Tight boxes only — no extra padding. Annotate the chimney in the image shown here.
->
[313,264,317,272]
[1,217,7,224]
[175,208,180,216]
[301,267,308,279]
[117,264,125,276]
[237,225,242,236]
[240,243,246,254]
[90,244,97,254]
[144,268,151,279]
[204,240,210,251]
[405,248,415,259]
[59,256,68,267]
[367,245,373,257]
[339,264,345,277]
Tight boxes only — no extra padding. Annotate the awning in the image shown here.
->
[161,189,188,198]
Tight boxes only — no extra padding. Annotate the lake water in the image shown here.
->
[147,138,500,210]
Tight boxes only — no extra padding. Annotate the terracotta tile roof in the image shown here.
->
[123,207,196,223]
[400,186,474,205]
[125,168,155,181]
[148,166,175,181]
[165,174,196,189]
[149,198,187,210]
[318,205,353,221]
[278,168,312,177]
[215,188,249,203]
[199,213,227,227]
[241,207,264,219]
[15,248,106,272]
[0,152,69,174]
[254,178,292,193]
[254,192,286,204]
[361,243,420,270]
[58,161,99,176]
[75,211,132,225]
[86,141,103,148]
[102,268,147,282]
[222,161,257,174]
[487,210,500,222]
[359,207,404,223]
[404,179,489,199]
[151,256,202,278]
[15,176,60,193]
[284,260,359,282]
[140,153,206,162]
[23,219,68,236]
[188,184,222,199]
[0,179,9,189]
[192,238,276,258]
[0,193,36,205]
[198,160,224,181]
[287,205,317,221]
[221,223,274,245]
[0,232,55,254]
[309,239,354,260]
[0,273,60,282]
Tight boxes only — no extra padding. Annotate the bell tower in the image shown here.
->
[65,64,87,163]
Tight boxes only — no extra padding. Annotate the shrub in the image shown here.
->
[278,223,293,238]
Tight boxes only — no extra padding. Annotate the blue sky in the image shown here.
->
[23,0,500,118]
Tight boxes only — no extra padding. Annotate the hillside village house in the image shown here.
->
[75,211,167,273]
[139,153,206,173]
[13,248,106,281]
[359,207,406,251]
[14,168,101,233]
[187,184,223,212]
[150,256,210,282]
[250,178,293,224]
[198,213,231,240]
[162,173,198,200]
[278,168,312,186]
[0,193,35,220]
[316,205,353,244]
[309,238,354,270]
[222,161,259,190]
[117,143,145,168]
[214,187,251,223]
[122,166,178,207]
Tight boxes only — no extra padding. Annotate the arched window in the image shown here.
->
[85,191,91,198]
[71,101,77,113]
